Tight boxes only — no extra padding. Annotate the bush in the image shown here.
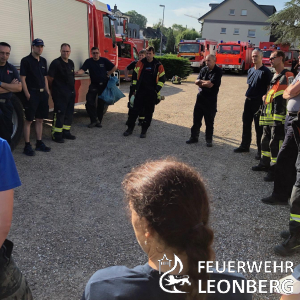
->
[155,54,193,79]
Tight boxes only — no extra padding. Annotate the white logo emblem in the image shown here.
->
[159,254,191,293]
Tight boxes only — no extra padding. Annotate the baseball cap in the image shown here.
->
[276,264,300,295]
[32,39,44,46]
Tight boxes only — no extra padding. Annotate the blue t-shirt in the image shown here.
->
[0,138,21,191]
[245,65,272,99]
[82,263,252,300]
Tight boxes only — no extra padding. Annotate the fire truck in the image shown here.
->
[177,39,218,70]
[259,42,299,72]
[216,41,254,74]
[2,0,118,149]
[116,36,148,79]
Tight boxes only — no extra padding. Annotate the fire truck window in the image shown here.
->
[118,43,131,59]
[133,48,138,60]
[285,52,292,61]
[178,44,200,53]
[207,44,209,50]
[201,45,205,52]
[103,16,111,37]
[263,50,272,58]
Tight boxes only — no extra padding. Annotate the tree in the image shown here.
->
[166,30,176,54]
[179,29,200,41]
[125,10,147,28]
[265,0,300,44]
[149,38,160,53]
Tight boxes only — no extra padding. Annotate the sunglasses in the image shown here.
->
[269,56,277,61]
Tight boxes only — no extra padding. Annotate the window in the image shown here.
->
[241,9,247,16]
[248,29,255,37]
[229,9,235,15]
[221,28,226,34]
[103,16,111,37]
[133,47,138,60]
[117,42,131,58]
[234,28,239,35]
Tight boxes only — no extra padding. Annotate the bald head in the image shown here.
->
[205,54,216,70]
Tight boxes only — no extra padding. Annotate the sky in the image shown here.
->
[110,0,286,32]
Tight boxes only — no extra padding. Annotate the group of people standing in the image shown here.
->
[234,48,300,256]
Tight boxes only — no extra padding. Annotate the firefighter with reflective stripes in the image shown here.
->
[48,43,76,143]
[123,46,166,138]
[252,50,294,182]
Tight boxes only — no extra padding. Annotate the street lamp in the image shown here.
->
[159,4,165,56]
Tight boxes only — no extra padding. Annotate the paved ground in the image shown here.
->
[9,74,299,300]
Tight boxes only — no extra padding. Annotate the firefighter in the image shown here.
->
[75,47,117,128]
[186,54,222,147]
[252,50,294,182]
[20,38,51,156]
[124,49,146,126]
[48,43,76,143]
[234,49,272,159]
[0,42,22,145]
[123,46,166,138]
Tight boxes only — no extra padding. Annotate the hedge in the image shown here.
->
[154,54,193,80]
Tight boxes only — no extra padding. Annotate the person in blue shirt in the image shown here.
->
[82,158,252,300]
[0,138,32,299]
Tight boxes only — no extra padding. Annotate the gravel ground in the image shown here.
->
[9,74,300,300]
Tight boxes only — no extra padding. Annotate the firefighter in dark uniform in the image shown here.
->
[0,42,22,145]
[186,54,222,147]
[76,47,117,128]
[124,49,146,126]
[48,43,76,143]
[252,51,294,182]
[123,46,166,138]
[20,38,51,156]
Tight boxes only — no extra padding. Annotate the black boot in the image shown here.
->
[186,137,198,144]
[63,130,76,140]
[274,234,300,256]
[264,171,274,182]
[233,146,249,153]
[123,127,134,136]
[52,132,64,143]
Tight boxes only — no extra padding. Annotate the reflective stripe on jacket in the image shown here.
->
[259,70,294,126]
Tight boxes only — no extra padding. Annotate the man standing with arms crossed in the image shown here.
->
[76,47,117,128]
[48,43,76,143]
[186,54,222,147]
[234,49,272,159]
[0,42,22,145]
[20,38,51,156]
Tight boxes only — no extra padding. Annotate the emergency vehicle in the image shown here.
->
[177,39,218,70]
[259,42,299,72]
[3,0,117,149]
[116,35,148,79]
[216,41,254,73]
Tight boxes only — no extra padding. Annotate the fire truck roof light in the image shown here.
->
[277,47,280,50]
[180,40,183,42]
[238,41,240,44]
[248,40,250,43]
[264,46,267,49]
[106,4,111,11]
[220,40,223,43]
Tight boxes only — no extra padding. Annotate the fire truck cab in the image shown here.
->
[259,42,299,73]
[177,39,218,70]
[2,0,117,149]
[216,41,254,74]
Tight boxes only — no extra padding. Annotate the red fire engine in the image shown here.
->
[177,39,218,70]
[216,41,254,73]
[259,42,299,72]
[3,0,118,148]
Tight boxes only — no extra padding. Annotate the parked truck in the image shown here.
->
[259,42,299,72]
[2,0,118,149]
[216,41,254,74]
[177,39,218,70]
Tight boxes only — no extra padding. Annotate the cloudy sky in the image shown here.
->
[110,0,286,32]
